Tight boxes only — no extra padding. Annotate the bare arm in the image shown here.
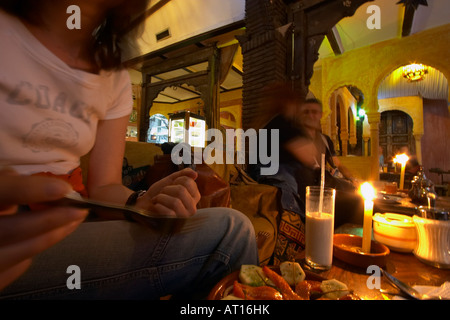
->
[332,156,358,185]
[87,115,132,205]
[284,137,320,169]
[87,116,201,218]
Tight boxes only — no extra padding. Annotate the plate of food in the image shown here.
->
[207,262,360,300]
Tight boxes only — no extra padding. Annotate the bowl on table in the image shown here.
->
[333,234,390,268]
[372,213,417,253]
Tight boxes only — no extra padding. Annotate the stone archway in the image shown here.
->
[376,62,450,182]
[325,85,359,156]
[316,24,450,181]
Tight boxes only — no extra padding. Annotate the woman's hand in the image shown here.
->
[136,168,201,218]
[0,168,88,291]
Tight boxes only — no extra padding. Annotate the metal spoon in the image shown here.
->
[381,269,446,300]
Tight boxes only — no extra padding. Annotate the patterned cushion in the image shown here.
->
[122,157,149,191]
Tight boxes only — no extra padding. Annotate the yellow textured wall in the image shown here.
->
[310,24,450,180]
[315,24,450,113]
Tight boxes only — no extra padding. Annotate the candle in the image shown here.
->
[394,154,409,190]
[360,182,376,253]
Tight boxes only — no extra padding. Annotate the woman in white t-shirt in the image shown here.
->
[0,0,258,299]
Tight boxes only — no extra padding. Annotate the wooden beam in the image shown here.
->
[326,26,344,55]
[285,0,328,11]
[141,46,215,76]
[145,71,209,88]
[123,0,172,35]
[401,5,416,37]
[288,0,372,97]
[124,20,245,68]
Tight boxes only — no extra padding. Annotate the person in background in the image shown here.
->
[379,146,385,172]
[399,146,420,175]
[250,84,361,263]
[251,85,363,237]
[0,0,258,299]
[249,83,314,263]
[296,98,363,227]
[297,98,358,189]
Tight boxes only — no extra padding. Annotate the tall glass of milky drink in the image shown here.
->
[305,186,336,270]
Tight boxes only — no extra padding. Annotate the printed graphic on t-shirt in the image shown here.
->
[4,80,104,153]
[7,80,98,125]
[23,119,79,153]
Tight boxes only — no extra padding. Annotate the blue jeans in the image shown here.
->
[0,208,259,300]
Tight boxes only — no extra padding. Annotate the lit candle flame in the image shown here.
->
[360,182,376,201]
[394,153,409,190]
[393,153,409,165]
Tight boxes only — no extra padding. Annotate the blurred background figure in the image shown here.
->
[249,83,363,263]
[297,98,358,189]
[399,146,420,175]
[379,146,385,172]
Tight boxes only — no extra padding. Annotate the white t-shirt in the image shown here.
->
[0,9,133,175]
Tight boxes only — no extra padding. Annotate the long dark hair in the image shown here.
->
[0,0,149,70]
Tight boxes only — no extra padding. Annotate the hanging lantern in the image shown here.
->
[402,63,428,82]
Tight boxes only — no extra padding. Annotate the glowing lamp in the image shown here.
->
[402,64,428,82]
[358,108,366,118]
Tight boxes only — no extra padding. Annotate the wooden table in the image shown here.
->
[374,194,450,216]
[297,224,450,300]
[380,172,414,190]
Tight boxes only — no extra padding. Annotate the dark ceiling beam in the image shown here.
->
[401,5,416,37]
[156,91,181,103]
[326,26,344,55]
[231,65,243,76]
[177,85,201,96]
[151,75,164,81]
[123,0,172,35]
[284,0,326,10]
[124,20,245,68]
[397,0,428,37]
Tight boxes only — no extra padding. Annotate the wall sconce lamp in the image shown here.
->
[357,108,366,120]
[402,63,428,82]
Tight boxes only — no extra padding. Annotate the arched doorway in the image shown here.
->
[379,110,415,166]
[377,63,449,184]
